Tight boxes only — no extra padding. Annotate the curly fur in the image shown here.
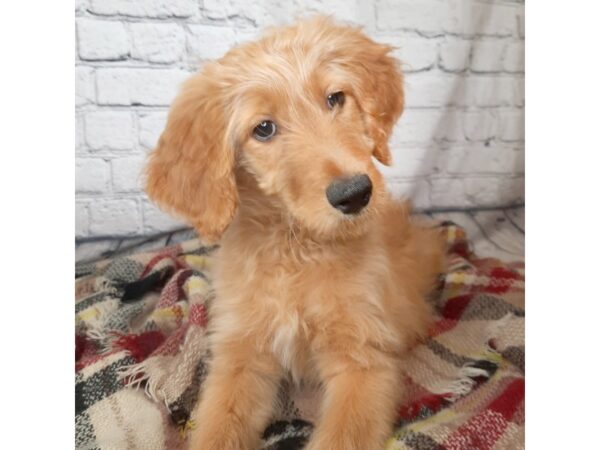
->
[145,17,446,450]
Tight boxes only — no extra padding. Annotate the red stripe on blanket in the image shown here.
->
[112,331,166,362]
[428,295,473,337]
[76,334,87,361]
[442,295,472,320]
[448,241,471,259]
[398,392,452,422]
[478,267,524,295]
[442,378,524,450]
[140,254,184,279]
[147,324,190,358]
[487,378,524,421]
[190,303,208,327]
[157,269,193,308]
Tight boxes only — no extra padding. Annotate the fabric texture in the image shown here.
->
[75,222,525,450]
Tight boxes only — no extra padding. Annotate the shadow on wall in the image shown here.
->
[384,0,524,210]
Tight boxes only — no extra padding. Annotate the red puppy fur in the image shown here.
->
[146,17,446,450]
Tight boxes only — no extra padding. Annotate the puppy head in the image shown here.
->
[146,17,404,242]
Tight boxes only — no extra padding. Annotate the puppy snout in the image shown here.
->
[326,174,373,215]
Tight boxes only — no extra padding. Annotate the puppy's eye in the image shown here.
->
[326,92,345,109]
[253,120,277,142]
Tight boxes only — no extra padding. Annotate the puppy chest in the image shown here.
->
[260,277,335,370]
[270,312,312,378]
[271,320,298,367]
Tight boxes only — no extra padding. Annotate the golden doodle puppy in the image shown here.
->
[146,16,446,450]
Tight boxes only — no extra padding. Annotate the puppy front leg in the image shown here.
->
[305,352,401,450]
[188,340,281,450]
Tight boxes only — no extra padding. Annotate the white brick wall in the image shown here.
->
[130,23,186,63]
[77,19,129,61]
[85,111,135,150]
[75,0,525,238]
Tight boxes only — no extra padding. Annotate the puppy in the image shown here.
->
[146,17,445,450]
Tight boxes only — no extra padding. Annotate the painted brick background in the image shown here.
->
[75,0,525,238]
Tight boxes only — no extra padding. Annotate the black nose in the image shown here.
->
[326,174,373,215]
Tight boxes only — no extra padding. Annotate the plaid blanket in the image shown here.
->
[75,222,524,450]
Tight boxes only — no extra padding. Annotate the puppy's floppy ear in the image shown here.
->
[145,68,237,243]
[346,38,404,166]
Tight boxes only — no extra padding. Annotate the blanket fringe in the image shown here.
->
[118,359,169,405]
[443,314,515,401]
[79,297,121,345]
[119,362,152,388]
[85,327,112,354]
[445,364,492,401]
